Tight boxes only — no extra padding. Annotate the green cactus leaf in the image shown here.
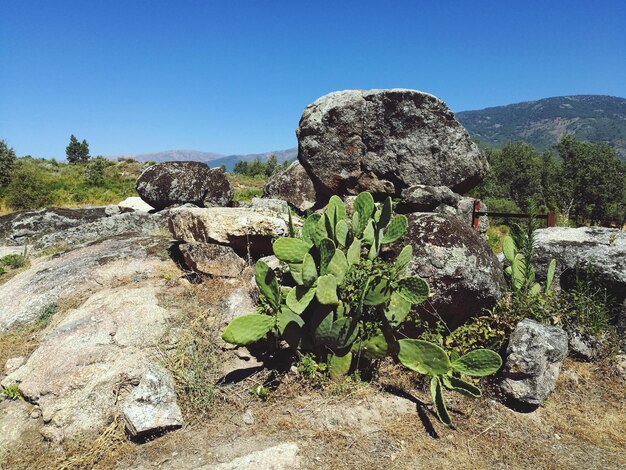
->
[354,192,375,234]
[396,276,429,305]
[431,376,452,426]
[331,317,359,351]
[222,314,275,346]
[286,284,317,314]
[316,274,339,305]
[381,215,408,244]
[318,238,336,275]
[362,220,375,244]
[254,260,280,309]
[384,291,411,328]
[367,240,379,260]
[347,239,361,266]
[452,349,502,376]
[441,375,481,398]
[379,197,393,228]
[360,334,389,359]
[335,219,349,247]
[328,352,352,380]
[546,259,556,291]
[288,263,304,285]
[397,339,451,375]
[529,283,541,296]
[312,214,329,246]
[302,253,318,287]
[287,207,296,237]
[395,245,413,273]
[273,238,312,263]
[301,213,322,244]
[327,195,346,226]
[502,236,516,262]
[327,249,349,284]
[312,308,334,344]
[352,210,362,236]
[363,279,391,306]
[278,307,304,349]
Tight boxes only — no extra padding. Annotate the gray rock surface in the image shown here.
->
[2,273,176,442]
[136,162,233,210]
[297,89,488,198]
[4,356,26,375]
[396,185,461,213]
[168,207,289,256]
[123,366,184,438]
[263,161,317,212]
[178,242,245,278]
[500,319,569,406]
[244,197,290,213]
[534,227,626,305]
[386,212,505,329]
[0,206,129,245]
[0,236,171,332]
[0,206,166,252]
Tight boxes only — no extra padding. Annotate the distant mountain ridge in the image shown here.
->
[108,148,297,171]
[456,95,626,160]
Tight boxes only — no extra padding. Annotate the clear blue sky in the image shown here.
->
[1,0,625,158]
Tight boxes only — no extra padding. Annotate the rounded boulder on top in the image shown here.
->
[136,161,233,210]
[296,89,488,199]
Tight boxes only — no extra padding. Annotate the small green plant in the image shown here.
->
[0,253,26,269]
[0,266,5,275]
[252,384,270,401]
[39,303,58,324]
[397,340,502,425]
[1,384,23,401]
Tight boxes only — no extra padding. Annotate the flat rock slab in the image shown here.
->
[178,242,245,278]
[168,207,289,256]
[297,89,488,198]
[3,284,174,441]
[0,236,171,332]
[204,442,300,470]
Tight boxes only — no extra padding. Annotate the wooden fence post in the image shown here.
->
[472,200,481,231]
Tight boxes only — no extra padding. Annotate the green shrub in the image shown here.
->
[1,384,23,400]
[5,165,54,210]
[221,192,502,426]
[0,254,26,269]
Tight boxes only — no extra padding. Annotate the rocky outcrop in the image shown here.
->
[0,206,166,252]
[205,442,301,470]
[178,242,245,278]
[0,206,130,245]
[263,161,317,212]
[136,162,234,210]
[297,89,488,198]
[1,245,180,442]
[168,207,289,256]
[0,236,171,332]
[500,319,568,407]
[386,212,504,329]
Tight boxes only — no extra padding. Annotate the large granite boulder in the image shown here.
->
[386,212,504,329]
[178,242,245,278]
[500,319,569,407]
[263,161,317,212]
[534,226,626,336]
[297,89,488,198]
[168,207,289,256]
[396,185,461,213]
[136,162,233,210]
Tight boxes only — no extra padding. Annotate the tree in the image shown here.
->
[0,139,17,187]
[66,134,90,163]
[265,154,278,176]
[557,136,626,225]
